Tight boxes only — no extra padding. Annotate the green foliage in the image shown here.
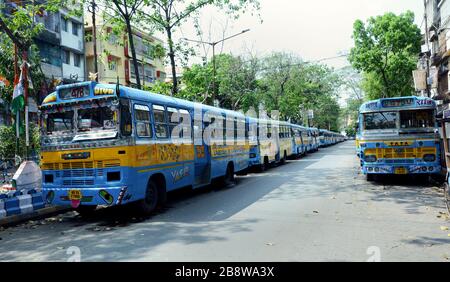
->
[349,11,421,99]
[140,0,261,94]
[0,124,40,162]
[144,81,173,96]
[180,52,343,131]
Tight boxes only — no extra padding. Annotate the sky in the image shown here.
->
[172,0,424,69]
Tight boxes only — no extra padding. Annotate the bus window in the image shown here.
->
[363,112,397,130]
[179,109,192,141]
[168,107,180,138]
[120,98,132,136]
[400,110,434,129]
[134,104,152,138]
[77,106,115,132]
[46,111,74,134]
[153,105,168,139]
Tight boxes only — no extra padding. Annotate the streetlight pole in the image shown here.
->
[88,0,99,82]
[182,29,250,106]
[424,0,431,98]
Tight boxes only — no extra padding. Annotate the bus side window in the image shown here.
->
[134,104,151,138]
[153,105,168,139]
[179,109,192,141]
[120,99,132,136]
[168,107,180,139]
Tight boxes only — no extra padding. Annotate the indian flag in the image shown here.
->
[11,73,24,115]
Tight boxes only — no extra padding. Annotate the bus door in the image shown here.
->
[193,113,211,187]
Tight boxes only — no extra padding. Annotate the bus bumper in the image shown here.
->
[42,186,131,207]
[362,164,441,175]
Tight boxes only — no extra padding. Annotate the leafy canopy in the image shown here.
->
[349,11,421,99]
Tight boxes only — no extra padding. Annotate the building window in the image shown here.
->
[62,50,70,65]
[85,30,92,42]
[72,21,79,36]
[61,17,68,32]
[108,57,117,71]
[74,53,81,67]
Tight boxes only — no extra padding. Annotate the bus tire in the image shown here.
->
[75,205,97,217]
[262,157,270,171]
[223,163,235,187]
[136,180,159,215]
[280,151,287,165]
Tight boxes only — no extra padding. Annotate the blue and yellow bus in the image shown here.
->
[248,118,279,171]
[308,127,320,152]
[39,81,250,214]
[358,96,441,180]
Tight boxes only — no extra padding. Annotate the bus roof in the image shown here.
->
[41,82,246,118]
[359,96,436,114]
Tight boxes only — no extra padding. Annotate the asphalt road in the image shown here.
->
[1,141,450,262]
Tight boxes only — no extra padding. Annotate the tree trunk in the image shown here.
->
[125,17,141,89]
[167,28,178,96]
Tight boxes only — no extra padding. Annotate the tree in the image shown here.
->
[0,1,64,112]
[257,52,342,127]
[94,0,145,89]
[338,66,365,135]
[178,53,259,111]
[349,11,421,99]
[141,0,260,95]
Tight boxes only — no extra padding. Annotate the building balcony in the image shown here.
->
[36,29,61,45]
[431,53,443,66]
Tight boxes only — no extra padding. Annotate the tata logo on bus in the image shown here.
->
[386,141,411,147]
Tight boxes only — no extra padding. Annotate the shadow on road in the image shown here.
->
[1,141,448,261]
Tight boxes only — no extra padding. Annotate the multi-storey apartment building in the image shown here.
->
[32,4,86,85]
[84,15,166,87]
[419,0,450,104]
[0,1,86,125]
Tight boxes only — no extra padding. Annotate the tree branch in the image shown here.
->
[170,0,211,29]
[0,17,25,50]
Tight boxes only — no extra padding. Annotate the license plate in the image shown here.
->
[68,189,82,201]
[395,167,407,174]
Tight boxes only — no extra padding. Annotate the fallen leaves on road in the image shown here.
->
[265,242,275,246]
[440,226,449,231]
[313,211,319,214]
[437,212,450,220]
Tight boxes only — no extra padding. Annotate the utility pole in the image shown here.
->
[424,0,431,98]
[88,0,99,82]
[182,29,250,106]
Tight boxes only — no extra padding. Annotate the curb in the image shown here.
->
[0,206,70,227]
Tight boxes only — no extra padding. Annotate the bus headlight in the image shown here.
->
[364,155,377,163]
[423,154,436,162]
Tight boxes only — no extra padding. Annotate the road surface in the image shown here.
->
[1,141,449,262]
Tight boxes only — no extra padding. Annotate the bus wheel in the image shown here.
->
[75,205,97,217]
[223,164,235,187]
[263,157,270,171]
[137,180,159,215]
[280,152,287,165]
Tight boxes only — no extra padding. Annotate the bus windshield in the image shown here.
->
[46,111,74,134]
[400,110,434,129]
[77,106,116,132]
[363,112,397,130]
